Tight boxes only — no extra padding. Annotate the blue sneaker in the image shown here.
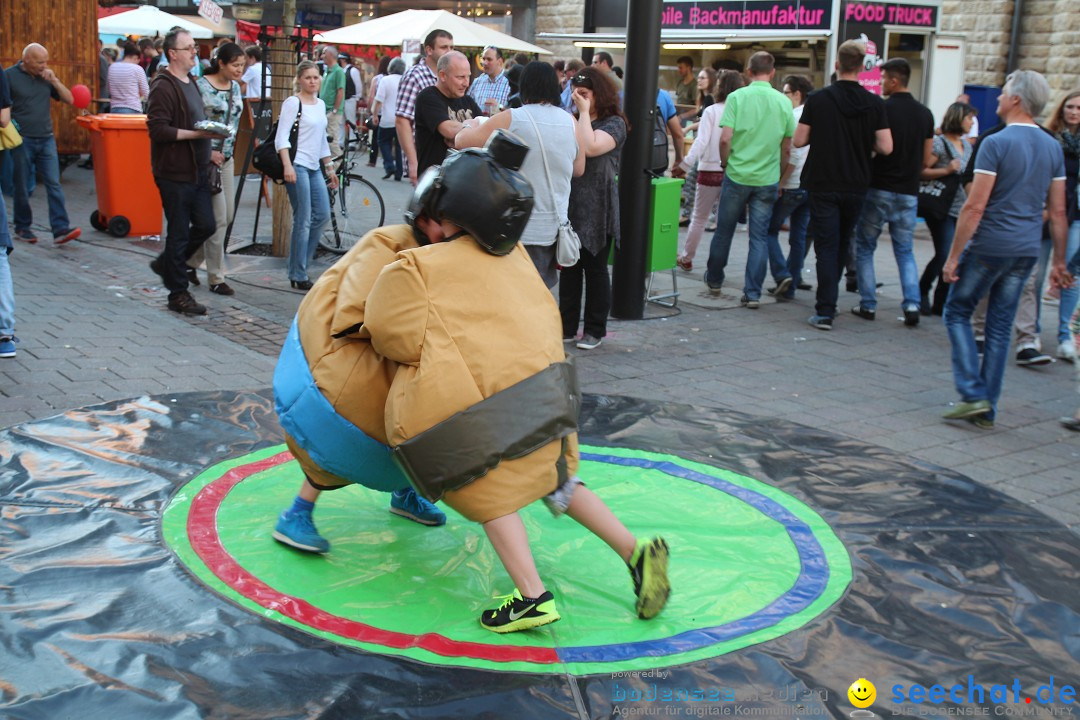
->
[390,488,447,526]
[0,335,16,358]
[272,510,330,553]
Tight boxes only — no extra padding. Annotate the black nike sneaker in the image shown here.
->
[480,589,560,633]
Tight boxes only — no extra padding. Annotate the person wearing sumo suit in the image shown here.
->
[359,130,671,633]
[270,213,449,555]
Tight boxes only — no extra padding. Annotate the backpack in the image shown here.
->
[650,105,669,175]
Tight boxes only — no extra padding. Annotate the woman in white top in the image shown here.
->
[107,43,149,114]
[455,61,584,287]
[672,69,745,271]
[276,60,338,290]
[372,57,405,181]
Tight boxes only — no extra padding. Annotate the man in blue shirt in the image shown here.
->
[468,46,510,116]
[941,70,1071,427]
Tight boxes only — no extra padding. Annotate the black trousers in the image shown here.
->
[809,191,866,318]
[155,174,215,297]
[560,238,612,339]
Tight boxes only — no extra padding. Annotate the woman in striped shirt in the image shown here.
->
[107,43,148,114]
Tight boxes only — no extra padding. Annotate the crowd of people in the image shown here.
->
[2,31,1079,434]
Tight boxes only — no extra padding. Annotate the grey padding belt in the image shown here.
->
[392,359,580,503]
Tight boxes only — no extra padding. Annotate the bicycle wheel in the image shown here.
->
[320,174,386,254]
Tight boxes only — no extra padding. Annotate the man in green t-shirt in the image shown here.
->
[320,46,346,157]
[703,51,795,308]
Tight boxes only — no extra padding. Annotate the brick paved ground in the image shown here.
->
[3,162,1078,531]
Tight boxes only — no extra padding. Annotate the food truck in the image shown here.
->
[540,0,964,125]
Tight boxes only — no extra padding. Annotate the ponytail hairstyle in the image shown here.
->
[208,41,244,76]
[293,59,319,93]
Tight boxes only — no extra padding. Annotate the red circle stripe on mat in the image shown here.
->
[186,451,561,665]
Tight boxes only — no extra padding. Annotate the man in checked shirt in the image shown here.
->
[395,29,454,186]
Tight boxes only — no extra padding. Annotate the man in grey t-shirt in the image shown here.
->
[5,43,81,244]
[940,70,1071,427]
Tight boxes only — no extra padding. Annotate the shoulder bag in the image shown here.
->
[253,98,302,183]
[917,137,961,221]
[522,107,581,267]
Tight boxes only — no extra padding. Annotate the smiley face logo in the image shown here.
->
[848,678,876,708]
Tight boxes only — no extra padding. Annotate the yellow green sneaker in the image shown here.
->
[628,537,670,619]
[480,588,560,633]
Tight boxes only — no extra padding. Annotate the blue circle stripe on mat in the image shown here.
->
[557,453,831,663]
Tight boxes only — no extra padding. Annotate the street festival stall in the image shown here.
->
[541,0,963,125]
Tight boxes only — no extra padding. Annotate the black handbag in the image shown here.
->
[917,138,961,221]
[252,100,302,183]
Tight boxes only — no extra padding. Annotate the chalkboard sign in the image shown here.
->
[251,100,274,141]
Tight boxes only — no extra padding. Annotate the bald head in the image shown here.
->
[436,51,471,98]
[22,43,49,76]
[321,46,338,63]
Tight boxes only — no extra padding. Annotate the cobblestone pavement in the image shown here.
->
[3,162,1078,532]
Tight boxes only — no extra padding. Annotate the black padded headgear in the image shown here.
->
[404,130,535,255]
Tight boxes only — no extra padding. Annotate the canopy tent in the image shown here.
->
[98,5,215,39]
[315,10,551,56]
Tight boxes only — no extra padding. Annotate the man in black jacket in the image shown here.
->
[145,29,222,315]
[794,40,893,331]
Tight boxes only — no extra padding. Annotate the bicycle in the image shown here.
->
[320,118,385,255]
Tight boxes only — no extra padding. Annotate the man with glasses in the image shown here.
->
[469,46,510,117]
[146,29,224,316]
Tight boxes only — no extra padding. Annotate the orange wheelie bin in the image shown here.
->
[76,114,162,238]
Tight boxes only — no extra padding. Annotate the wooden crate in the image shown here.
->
[0,0,98,154]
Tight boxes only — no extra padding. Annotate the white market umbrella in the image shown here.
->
[98,6,215,39]
[315,9,551,56]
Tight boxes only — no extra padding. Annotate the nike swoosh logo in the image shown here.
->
[508,604,536,621]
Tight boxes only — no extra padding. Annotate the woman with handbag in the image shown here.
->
[454,61,584,287]
[672,70,745,271]
[276,60,337,291]
[561,67,627,350]
[187,42,245,296]
[918,102,975,316]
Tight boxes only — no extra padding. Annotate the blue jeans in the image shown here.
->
[12,136,72,237]
[0,249,12,337]
[809,191,866,318]
[378,125,402,179]
[285,164,330,282]
[1032,223,1080,343]
[704,176,778,300]
[110,106,142,115]
[765,188,810,296]
[943,252,1036,420]
[854,189,920,311]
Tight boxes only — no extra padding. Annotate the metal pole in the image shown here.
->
[1005,0,1025,75]
[610,0,662,319]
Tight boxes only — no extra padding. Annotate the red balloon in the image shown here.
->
[71,84,91,110]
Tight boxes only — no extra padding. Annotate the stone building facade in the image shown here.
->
[535,0,586,62]
[942,0,1079,102]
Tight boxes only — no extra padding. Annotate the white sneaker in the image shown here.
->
[1058,340,1077,363]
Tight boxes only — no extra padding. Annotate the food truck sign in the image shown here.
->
[658,0,938,32]
[843,1,937,27]
[661,0,833,30]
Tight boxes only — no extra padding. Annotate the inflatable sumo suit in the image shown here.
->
[362,136,581,523]
[273,225,419,492]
